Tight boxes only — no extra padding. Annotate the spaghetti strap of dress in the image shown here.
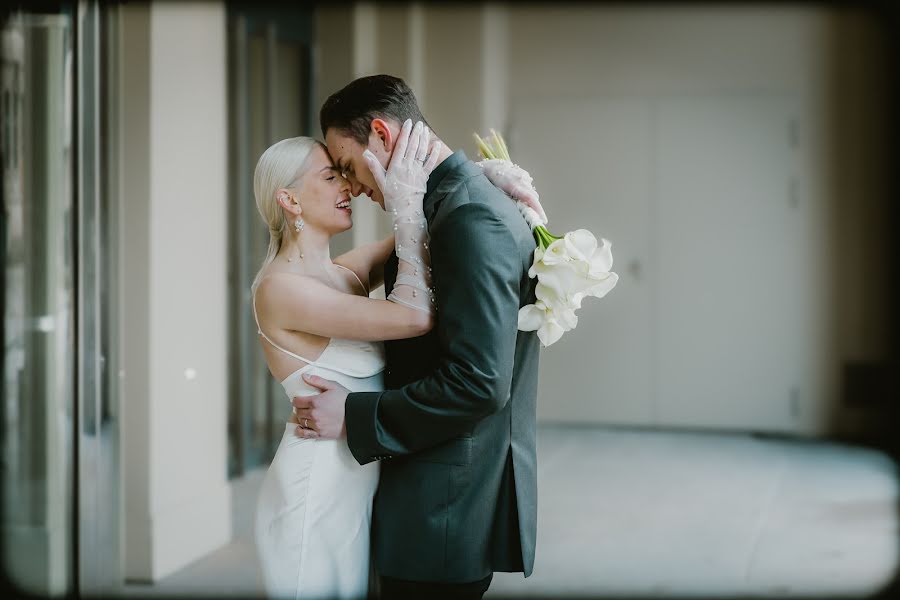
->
[252,290,318,366]
[334,264,369,295]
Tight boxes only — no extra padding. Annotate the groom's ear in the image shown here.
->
[370,118,394,153]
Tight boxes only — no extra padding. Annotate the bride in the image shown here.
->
[251,121,539,599]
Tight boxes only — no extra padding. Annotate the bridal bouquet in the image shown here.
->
[474,130,619,347]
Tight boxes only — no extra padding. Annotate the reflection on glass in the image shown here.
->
[1,11,74,596]
[227,7,314,477]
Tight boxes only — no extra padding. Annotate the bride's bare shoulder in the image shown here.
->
[256,271,328,309]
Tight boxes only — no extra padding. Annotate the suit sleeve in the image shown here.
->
[344,199,522,465]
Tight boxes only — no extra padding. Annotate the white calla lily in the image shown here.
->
[528,246,547,278]
[554,304,578,331]
[563,229,598,262]
[573,271,619,306]
[517,301,571,347]
[534,285,579,329]
[589,238,614,276]
[475,127,619,347]
[540,238,571,267]
[517,303,547,332]
[537,319,566,347]
[535,265,602,308]
[535,280,569,308]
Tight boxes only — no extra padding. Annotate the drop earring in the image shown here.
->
[293,219,305,261]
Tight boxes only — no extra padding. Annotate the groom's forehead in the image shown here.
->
[325,130,356,162]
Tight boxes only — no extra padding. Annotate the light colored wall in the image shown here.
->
[375,4,411,83]
[480,3,509,134]
[346,2,383,254]
[316,3,498,154]
[312,5,354,128]
[120,1,231,581]
[421,4,484,153]
[320,3,509,245]
[313,4,357,258]
[503,5,888,434]
[313,3,420,258]
[120,2,152,577]
[312,5,888,435]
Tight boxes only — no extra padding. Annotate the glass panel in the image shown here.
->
[75,1,122,594]
[1,10,75,596]
[226,5,315,477]
[247,28,272,467]
[226,12,249,477]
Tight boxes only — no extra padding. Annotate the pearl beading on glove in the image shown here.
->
[387,203,436,314]
[476,158,548,226]
[365,120,441,316]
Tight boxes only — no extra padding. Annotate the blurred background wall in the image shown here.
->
[119,1,231,582]
[503,6,890,434]
[1,0,897,595]
[316,2,894,437]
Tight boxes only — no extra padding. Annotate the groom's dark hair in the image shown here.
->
[320,74,430,145]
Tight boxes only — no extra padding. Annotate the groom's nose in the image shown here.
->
[349,179,369,198]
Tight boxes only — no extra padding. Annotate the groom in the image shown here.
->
[293,74,540,599]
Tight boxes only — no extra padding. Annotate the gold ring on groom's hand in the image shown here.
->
[303,418,310,429]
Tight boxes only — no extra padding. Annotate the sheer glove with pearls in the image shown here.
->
[363,120,443,315]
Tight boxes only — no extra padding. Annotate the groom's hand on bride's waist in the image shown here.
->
[292,374,349,440]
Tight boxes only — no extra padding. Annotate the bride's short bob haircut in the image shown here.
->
[319,74,431,144]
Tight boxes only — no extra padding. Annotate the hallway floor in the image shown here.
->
[120,426,898,598]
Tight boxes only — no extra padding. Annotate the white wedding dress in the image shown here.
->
[253,267,383,599]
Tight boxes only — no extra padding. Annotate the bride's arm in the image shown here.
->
[274,119,437,342]
[333,235,394,291]
[256,273,432,342]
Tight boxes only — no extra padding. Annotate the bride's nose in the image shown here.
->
[339,176,351,194]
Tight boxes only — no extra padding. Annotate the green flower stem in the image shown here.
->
[473,133,497,160]
[534,225,561,249]
[490,129,510,161]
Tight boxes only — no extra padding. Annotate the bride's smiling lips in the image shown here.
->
[336,194,352,214]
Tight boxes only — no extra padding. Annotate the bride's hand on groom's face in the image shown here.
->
[292,374,350,440]
[361,119,442,199]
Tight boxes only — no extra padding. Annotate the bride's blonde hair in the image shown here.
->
[251,136,323,293]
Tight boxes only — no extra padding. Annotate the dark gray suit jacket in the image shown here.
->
[345,151,540,583]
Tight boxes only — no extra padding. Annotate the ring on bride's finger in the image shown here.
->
[303,417,310,429]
